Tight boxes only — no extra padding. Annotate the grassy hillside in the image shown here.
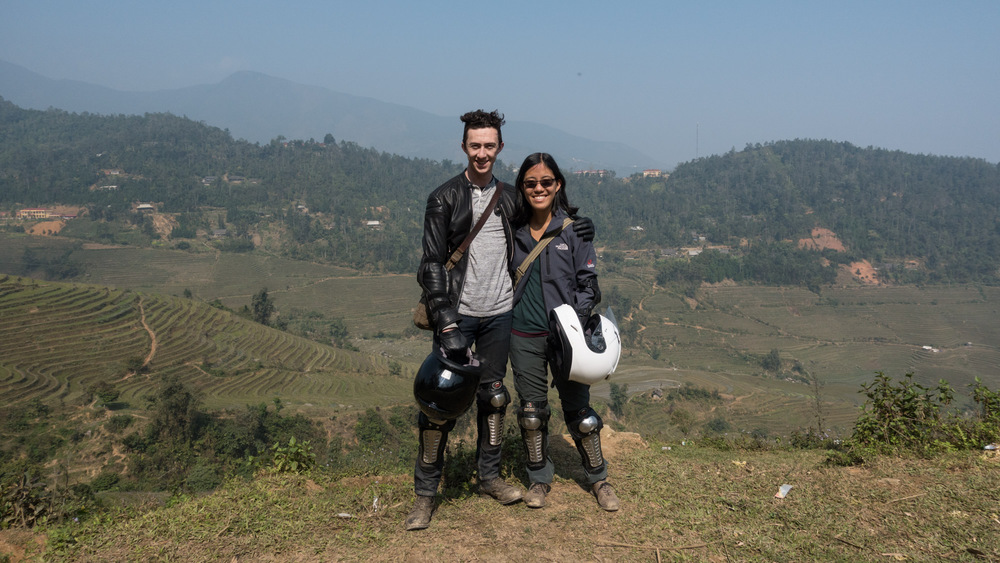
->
[4,231,1000,439]
[7,434,1000,562]
[2,244,1000,561]
[0,275,410,413]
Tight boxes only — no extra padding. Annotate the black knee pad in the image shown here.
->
[518,399,551,425]
[417,412,456,467]
[565,406,605,475]
[477,381,511,447]
[518,400,551,470]
[565,407,603,440]
[477,380,511,413]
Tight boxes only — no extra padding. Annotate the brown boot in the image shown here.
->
[524,482,550,508]
[592,480,620,512]
[404,495,434,531]
[479,478,524,504]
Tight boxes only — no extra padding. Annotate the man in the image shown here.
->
[407,109,594,530]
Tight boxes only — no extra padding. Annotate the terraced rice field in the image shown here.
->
[599,282,1000,435]
[0,276,411,411]
[4,235,999,437]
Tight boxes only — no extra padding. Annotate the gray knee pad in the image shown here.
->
[517,400,551,470]
[418,412,456,466]
[566,407,605,474]
[477,381,511,447]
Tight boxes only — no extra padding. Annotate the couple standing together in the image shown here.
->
[408,109,618,530]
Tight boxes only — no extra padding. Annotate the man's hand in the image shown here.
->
[572,216,595,242]
[439,327,468,359]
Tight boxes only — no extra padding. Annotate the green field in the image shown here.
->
[3,232,1000,438]
[0,276,411,414]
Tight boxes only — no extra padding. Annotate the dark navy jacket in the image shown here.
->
[510,208,600,321]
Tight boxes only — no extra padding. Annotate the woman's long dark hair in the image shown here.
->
[513,152,579,226]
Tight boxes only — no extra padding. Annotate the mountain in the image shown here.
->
[0,59,661,175]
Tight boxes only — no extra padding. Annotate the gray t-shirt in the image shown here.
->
[458,181,513,317]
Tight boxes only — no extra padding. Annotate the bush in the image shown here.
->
[105,415,133,433]
[838,372,1000,463]
[609,383,629,417]
[90,472,120,493]
[270,437,315,474]
[704,416,732,434]
[851,372,955,454]
[1,473,50,528]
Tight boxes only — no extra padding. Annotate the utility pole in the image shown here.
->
[696,123,699,159]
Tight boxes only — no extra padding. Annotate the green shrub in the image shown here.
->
[90,471,120,493]
[105,414,133,434]
[839,372,1000,464]
[270,437,315,474]
[851,372,955,454]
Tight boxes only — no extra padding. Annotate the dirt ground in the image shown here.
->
[0,429,648,562]
[0,530,44,562]
[797,227,846,252]
[26,220,66,235]
[844,260,880,285]
[798,227,882,284]
[151,214,176,239]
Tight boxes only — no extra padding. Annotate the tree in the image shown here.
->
[609,382,629,417]
[251,288,275,326]
[762,348,781,372]
[88,381,120,407]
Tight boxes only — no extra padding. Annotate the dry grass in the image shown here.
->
[10,434,1000,562]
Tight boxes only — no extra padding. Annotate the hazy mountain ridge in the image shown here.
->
[0,59,662,174]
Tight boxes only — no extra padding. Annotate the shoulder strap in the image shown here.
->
[513,217,574,286]
[445,181,505,270]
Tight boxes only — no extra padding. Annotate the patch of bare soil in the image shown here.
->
[151,213,177,239]
[81,243,123,249]
[798,227,846,252]
[842,260,880,285]
[798,228,882,285]
[701,279,738,288]
[26,220,65,235]
[0,530,45,562]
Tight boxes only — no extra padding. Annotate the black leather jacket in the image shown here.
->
[417,172,518,332]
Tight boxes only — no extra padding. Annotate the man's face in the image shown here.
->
[462,127,503,179]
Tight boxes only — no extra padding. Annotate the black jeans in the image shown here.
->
[414,311,513,496]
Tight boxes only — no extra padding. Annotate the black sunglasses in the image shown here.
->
[523,178,557,189]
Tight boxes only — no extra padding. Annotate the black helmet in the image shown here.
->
[413,350,483,421]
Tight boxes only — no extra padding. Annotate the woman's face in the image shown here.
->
[521,163,561,216]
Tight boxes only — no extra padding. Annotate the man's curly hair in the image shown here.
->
[461,109,505,145]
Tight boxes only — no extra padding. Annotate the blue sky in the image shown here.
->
[2,0,998,168]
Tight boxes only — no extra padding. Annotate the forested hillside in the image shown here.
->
[3,98,999,283]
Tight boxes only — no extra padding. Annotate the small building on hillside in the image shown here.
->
[17,208,50,219]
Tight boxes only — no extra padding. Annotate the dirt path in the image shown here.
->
[709,390,757,414]
[138,296,158,370]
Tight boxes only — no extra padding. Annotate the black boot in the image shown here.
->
[404,495,435,530]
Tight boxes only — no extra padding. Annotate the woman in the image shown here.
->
[508,153,619,511]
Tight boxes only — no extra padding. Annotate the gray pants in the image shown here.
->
[510,333,607,485]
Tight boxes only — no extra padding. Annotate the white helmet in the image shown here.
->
[549,304,622,385]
